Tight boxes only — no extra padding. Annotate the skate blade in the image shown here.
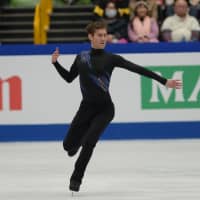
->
[71,191,77,197]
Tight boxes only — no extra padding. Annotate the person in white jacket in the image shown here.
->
[161,0,200,42]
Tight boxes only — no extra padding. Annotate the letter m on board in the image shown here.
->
[0,76,22,111]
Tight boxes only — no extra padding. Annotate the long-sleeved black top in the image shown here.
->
[53,48,167,104]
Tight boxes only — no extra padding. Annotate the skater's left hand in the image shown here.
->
[165,79,182,89]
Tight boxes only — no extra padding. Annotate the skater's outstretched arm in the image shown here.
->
[112,54,182,89]
[52,47,78,83]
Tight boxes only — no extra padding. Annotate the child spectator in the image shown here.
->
[128,1,159,42]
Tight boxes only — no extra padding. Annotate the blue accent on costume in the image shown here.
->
[80,51,110,92]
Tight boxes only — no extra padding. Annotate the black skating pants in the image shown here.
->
[63,100,115,183]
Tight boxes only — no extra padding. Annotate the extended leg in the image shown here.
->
[69,103,114,191]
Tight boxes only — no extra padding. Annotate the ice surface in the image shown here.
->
[0,139,200,200]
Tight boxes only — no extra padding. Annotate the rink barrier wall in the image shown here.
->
[1,42,200,55]
[0,121,200,142]
[0,42,200,141]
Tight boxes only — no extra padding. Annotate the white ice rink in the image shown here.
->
[1,139,200,200]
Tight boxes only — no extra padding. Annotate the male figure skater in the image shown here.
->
[51,21,182,192]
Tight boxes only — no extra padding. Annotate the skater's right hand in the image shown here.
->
[52,47,59,64]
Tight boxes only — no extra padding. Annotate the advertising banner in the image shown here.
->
[0,53,200,124]
[141,66,200,109]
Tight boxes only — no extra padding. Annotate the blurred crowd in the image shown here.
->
[1,0,200,42]
[56,0,200,42]
[91,0,200,43]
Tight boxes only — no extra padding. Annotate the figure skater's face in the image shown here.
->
[88,28,107,49]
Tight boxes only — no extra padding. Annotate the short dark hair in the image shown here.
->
[86,20,107,35]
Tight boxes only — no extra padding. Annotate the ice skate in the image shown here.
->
[69,179,81,192]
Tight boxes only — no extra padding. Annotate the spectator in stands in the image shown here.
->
[93,0,130,20]
[128,1,159,42]
[161,0,200,42]
[94,1,128,43]
[164,0,200,19]
[129,0,158,19]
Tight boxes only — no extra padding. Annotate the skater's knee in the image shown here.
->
[109,106,115,121]
[63,141,80,157]
[63,141,70,152]
[63,144,68,152]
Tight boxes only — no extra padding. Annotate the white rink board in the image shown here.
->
[0,53,200,124]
